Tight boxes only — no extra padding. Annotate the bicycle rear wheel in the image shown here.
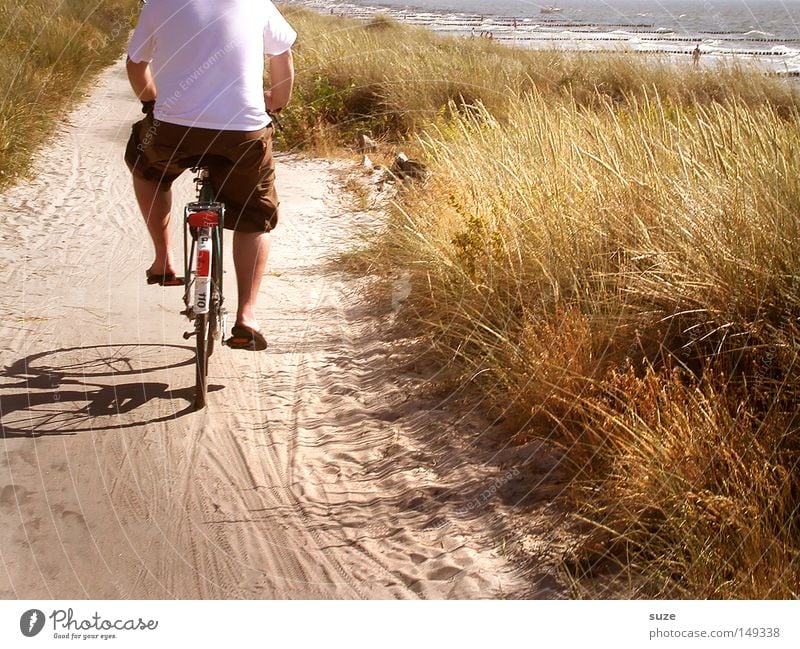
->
[194,309,219,409]
[194,310,213,410]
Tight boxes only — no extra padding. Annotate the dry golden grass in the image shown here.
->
[281,8,800,597]
[0,0,139,188]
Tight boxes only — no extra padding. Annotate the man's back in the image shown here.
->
[129,0,296,130]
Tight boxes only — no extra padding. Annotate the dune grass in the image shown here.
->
[399,98,800,598]
[0,0,139,189]
[281,8,800,598]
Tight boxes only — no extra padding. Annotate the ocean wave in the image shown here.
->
[770,45,800,55]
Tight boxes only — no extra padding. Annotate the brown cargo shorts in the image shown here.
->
[124,115,279,233]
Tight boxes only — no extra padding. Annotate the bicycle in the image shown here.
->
[175,111,282,409]
[182,166,226,410]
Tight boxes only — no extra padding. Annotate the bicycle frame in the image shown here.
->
[183,169,225,326]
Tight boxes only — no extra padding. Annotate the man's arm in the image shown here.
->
[265,49,294,112]
[126,56,157,102]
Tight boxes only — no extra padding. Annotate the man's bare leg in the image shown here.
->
[133,175,175,276]
[233,230,270,331]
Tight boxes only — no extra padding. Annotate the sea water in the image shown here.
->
[284,0,800,72]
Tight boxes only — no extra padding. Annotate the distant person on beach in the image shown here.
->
[692,44,701,66]
[124,0,296,351]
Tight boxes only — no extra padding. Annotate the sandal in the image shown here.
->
[226,324,268,351]
[146,268,184,286]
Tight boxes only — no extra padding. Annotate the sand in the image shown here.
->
[0,58,568,599]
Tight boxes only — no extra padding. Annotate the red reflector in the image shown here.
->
[188,210,220,227]
[197,250,211,277]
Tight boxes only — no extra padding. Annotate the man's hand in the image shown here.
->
[265,49,294,112]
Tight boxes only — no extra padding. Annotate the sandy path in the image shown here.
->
[0,59,564,599]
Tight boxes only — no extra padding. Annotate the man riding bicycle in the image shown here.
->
[124,0,296,351]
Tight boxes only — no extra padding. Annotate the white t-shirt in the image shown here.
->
[128,0,296,131]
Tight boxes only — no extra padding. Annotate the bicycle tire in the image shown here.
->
[194,311,211,410]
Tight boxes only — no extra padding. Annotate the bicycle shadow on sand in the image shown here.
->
[0,344,223,438]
